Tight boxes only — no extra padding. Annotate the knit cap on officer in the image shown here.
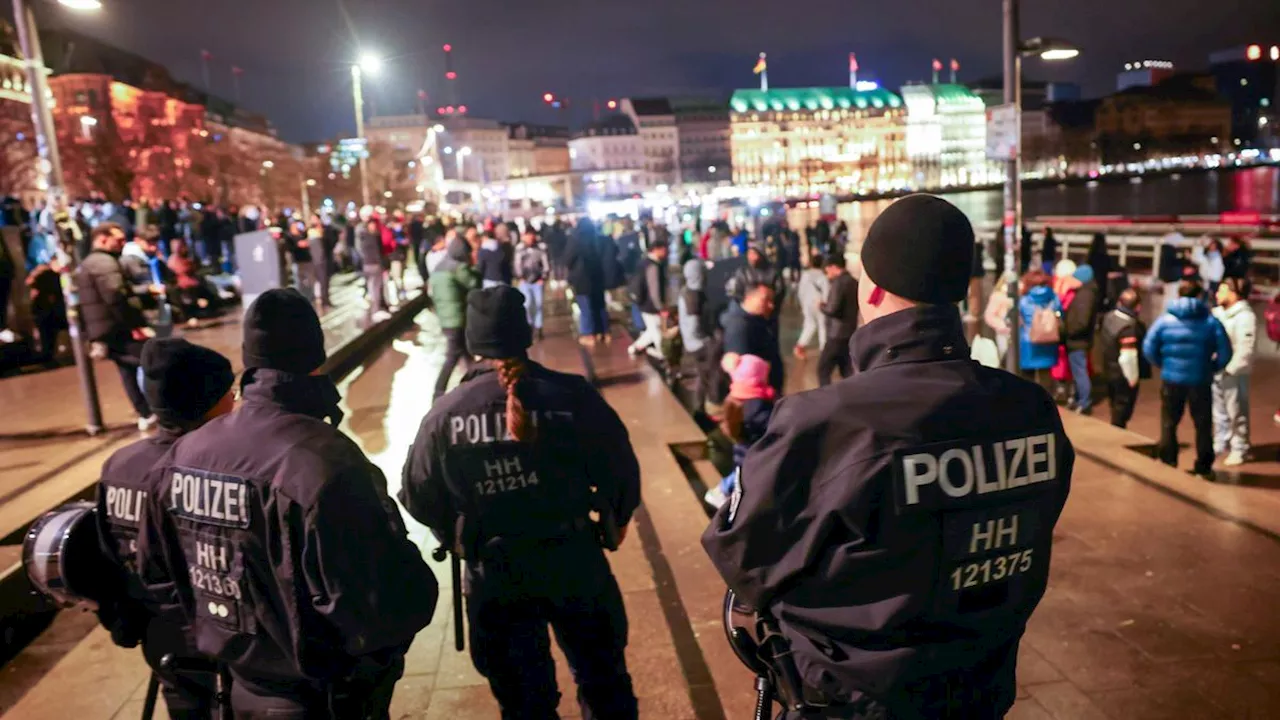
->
[466,285,532,360]
[140,338,235,430]
[242,288,327,374]
[466,285,536,441]
[859,194,975,306]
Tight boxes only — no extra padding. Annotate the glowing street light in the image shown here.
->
[79,115,97,127]
[262,160,274,169]
[455,146,472,181]
[358,54,382,75]
[306,178,317,187]
[57,0,103,10]
[433,124,445,133]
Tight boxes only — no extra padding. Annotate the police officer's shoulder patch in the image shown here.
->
[726,468,743,526]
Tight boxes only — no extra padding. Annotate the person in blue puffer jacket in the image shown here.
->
[1142,280,1232,478]
[1018,269,1061,380]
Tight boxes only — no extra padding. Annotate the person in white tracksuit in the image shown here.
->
[794,253,829,359]
[1212,277,1256,466]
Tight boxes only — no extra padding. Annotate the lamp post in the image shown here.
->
[351,54,381,208]
[1002,0,1079,373]
[456,146,471,183]
[14,0,105,434]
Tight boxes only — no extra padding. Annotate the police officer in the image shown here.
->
[702,195,1074,719]
[95,337,236,719]
[399,285,640,720]
[138,288,438,718]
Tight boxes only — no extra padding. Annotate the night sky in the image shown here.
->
[8,0,1280,142]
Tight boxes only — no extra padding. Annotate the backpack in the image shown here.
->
[1028,306,1061,344]
[1265,292,1280,344]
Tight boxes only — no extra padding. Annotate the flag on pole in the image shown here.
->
[201,49,213,61]
[231,66,243,76]
[932,58,943,72]
[753,53,767,74]
[950,58,960,72]
[849,53,858,73]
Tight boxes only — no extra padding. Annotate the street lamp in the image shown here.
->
[13,0,105,433]
[262,160,274,169]
[351,53,381,207]
[1001,0,1079,373]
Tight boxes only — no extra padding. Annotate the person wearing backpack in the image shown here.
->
[1212,278,1257,466]
[627,242,669,359]
[1018,269,1061,384]
[1143,281,1233,479]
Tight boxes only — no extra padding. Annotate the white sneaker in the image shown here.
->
[704,486,728,509]
[372,310,392,322]
[138,415,158,432]
[1223,452,1246,467]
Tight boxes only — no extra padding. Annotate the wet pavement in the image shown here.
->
[7,290,1280,717]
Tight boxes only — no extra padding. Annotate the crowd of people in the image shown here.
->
[983,230,1274,476]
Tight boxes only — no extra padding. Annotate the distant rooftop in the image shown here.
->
[730,86,902,114]
[576,114,637,137]
[901,83,983,106]
[628,97,674,116]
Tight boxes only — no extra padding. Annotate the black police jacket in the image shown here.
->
[94,430,191,648]
[138,369,438,689]
[399,361,640,557]
[702,305,1074,714]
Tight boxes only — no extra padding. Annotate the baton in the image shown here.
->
[431,547,465,652]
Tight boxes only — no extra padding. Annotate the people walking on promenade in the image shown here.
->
[1063,264,1102,414]
[627,242,670,360]
[678,258,714,416]
[793,253,828,360]
[514,226,549,340]
[565,219,610,346]
[1212,277,1256,466]
[721,282,783,397]
[1143,280,1233,478]
[1099,288,1148,429]
[816,255,859,386]
[1018,268,1062,386]
[78,222,155,430]
[428,234,480,400]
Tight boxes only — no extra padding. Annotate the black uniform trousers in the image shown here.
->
[1106,376,1140,429]
[817,335,853,387]
[434,328,472,399]
[1158,381,1214,473]
[466,540,637,720]
[228,655,403,719]
[141,622,217,720]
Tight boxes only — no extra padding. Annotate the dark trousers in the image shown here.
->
[1159,382,1214,473]
[817,335,853,387]
[0,273,11,327]
[364,264,386,313]
[109,340,151,418]
[689,344,715,413]
[1107,377,1140,429]
[467,568,637,720]
[434,327,471,400]
[229,658,402,720]
[141,624,216,720]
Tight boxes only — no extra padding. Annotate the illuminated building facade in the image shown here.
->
[729,86,909,197]
[1094,74,1231,164]
[1209,44,1279,147]
[899,84,991,188]
[0,52,42,205]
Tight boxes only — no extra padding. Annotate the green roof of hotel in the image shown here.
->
[927,83,983,104]
[730,86,903,114]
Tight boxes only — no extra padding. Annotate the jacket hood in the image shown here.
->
[121,242,148,261]
[1072,264,1095,284]
[480,238,499,251]
[1027,285,1056,304]
[426,247,451,273]
[448,237,472,262]
[683,259,705,291]
[1166,296,1209,320]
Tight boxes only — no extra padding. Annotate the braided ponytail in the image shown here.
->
[495,357,535,442]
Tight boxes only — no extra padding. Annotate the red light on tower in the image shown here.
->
[437,106,446,114]
[1247,44,1262,61]
[445,106,455,114]
[543,92,555,103]
[458,105,468,114]
[446,71,457,80]
[443,44,453,53]
[607,99,618,110]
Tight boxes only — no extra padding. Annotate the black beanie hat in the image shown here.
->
[141,338,234,428]
[860,194,975,305]
[242,288,326,374]
[466,286,532,359]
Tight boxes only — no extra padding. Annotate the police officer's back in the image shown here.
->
[139,288,438,717]
[95,338,236,719]
[399,286,641,720]
[703,195,1074,718]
